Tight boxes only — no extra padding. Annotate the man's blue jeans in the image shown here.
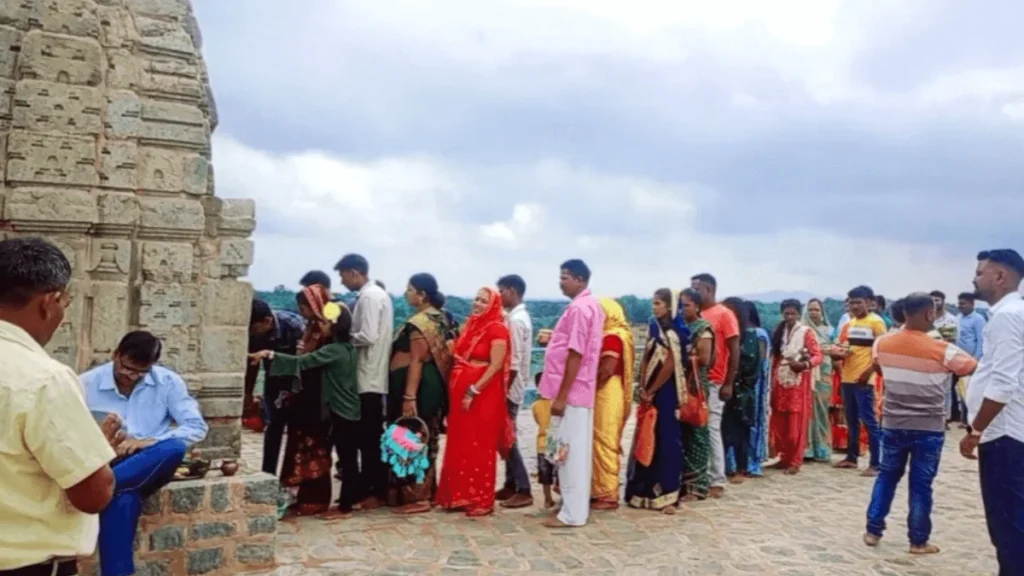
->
[979,436,1024,575]
[503,400,532,495]
[98,439,188,576]
[842,383,881,468]
[865,428,944,546]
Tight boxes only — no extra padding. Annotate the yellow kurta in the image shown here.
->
[591,298,636,503]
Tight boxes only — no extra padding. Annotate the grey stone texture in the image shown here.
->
[0,0,255,459]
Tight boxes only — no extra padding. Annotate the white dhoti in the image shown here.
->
[551,405,594,526]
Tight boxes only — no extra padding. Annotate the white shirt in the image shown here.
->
[933,311,960,343]
[505,303,533,405]
[965,292,1024,444]
[350,281,394,395]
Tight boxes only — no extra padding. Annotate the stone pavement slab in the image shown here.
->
[239,411,997,575]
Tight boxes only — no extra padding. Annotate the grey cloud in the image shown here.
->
[194,0,1024,253]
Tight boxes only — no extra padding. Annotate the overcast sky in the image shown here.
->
[193,0,1023,299]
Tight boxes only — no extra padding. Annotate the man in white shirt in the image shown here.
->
[335,253,394,509]
[960,248,1024,575]
[495,274,534,509]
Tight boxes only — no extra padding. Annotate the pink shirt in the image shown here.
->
[539,288,606,408]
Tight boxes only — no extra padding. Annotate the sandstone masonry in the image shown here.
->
[0,0,254,459]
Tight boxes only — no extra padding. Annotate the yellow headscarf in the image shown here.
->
[599,298,636,418]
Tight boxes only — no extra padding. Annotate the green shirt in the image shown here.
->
[270,342,360,421]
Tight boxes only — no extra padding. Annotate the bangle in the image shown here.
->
[466,385,480,397]
[403,395,416,401]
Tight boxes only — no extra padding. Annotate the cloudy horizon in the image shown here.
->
[194,0,1023,299]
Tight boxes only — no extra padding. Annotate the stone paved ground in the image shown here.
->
[238,411,996,575]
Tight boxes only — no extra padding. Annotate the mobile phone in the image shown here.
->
[90,410,111,425]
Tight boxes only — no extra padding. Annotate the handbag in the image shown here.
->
[678,356,709,427]
[633,403,658,467]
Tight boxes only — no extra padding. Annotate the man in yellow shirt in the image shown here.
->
[834,285,888,477]
[0,238,122,575]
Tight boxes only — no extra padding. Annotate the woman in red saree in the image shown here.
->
[435,287,511,517]
[769,299,822,475]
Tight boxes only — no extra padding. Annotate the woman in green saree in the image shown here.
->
[385,273,454,515]
[678,288,715,501]
[803,298,833,462]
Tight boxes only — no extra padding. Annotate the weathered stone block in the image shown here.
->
[170,485,205,514]
[183,154,209,195]
[149,525,185,551]
[99,140,139,189]
[18,31,103,85]
[139,146,206,192]
[142,493,162,516]
[134,560,171,576]
[86,281,129,360]
[201,280,252,326]
[140,99,208,149]
[209,483,231,513]
[236,544,274,566]
[6,132,99,187]
[135,15,196,58]
[0,79,13,130]
[88,239,131,276]
[202,197,255,236]
[3,188,97,226]
[138,196,205,236]
[98,5,140,48]
[247,515,276,536]
[146,325,195,374]
[244,477,279,506]
[138,282,199,327]
[197,397,243,418]
[43,277,85,368]
[128,0,190,20]
[195,418,240,459]
[190,521,236,541]
[13,80,103,135]
[0,0,101,38]
[106,48,139,89]
[96,192,140,230]
[140,241,194,283]
[197,326,247,372]
[137,55,203,102]
[0,26,21,79]
[186,548,223,575]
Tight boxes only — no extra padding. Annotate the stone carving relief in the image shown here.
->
[0,0,255,459]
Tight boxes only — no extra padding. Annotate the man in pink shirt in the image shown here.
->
[539,259,605,528]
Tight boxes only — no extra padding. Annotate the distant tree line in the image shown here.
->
[257,285,846,339]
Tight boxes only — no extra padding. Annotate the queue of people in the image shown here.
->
[1,235,1022,575]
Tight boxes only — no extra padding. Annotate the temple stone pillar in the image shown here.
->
[0,0,254,459]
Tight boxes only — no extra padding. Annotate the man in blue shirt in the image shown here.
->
[80,331,208,576]
[248,299,305,474]
[955,292,987,426]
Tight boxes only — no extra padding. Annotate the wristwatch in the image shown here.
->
[966,426,982,437]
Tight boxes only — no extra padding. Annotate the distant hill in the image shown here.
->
[740,290,835,303]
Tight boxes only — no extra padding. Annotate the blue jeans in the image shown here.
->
[979,436,1024,575]
[842,383,880,468]
[865,428,944,546]
[503,400,532,494]
[98,439,188,576]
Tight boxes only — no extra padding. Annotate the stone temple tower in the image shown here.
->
[0,0,254,459]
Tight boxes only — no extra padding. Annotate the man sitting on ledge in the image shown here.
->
[80,331,209,576]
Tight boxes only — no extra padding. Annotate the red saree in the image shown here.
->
[435,287,511,516]
[769,324,822,470]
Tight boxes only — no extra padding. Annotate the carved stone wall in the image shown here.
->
[0,0,254,459]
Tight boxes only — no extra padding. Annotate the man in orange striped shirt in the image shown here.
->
[863,293,977,555]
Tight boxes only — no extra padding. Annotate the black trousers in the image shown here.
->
[260,377,289,475]
[722,406,751,475]
[358,393,386,500]
[330,414,361,512]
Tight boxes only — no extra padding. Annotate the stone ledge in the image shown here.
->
[79,472,279,576]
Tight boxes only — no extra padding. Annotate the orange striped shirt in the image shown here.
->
[872,329,977,432]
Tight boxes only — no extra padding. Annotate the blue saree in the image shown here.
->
[726,327,772,476]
